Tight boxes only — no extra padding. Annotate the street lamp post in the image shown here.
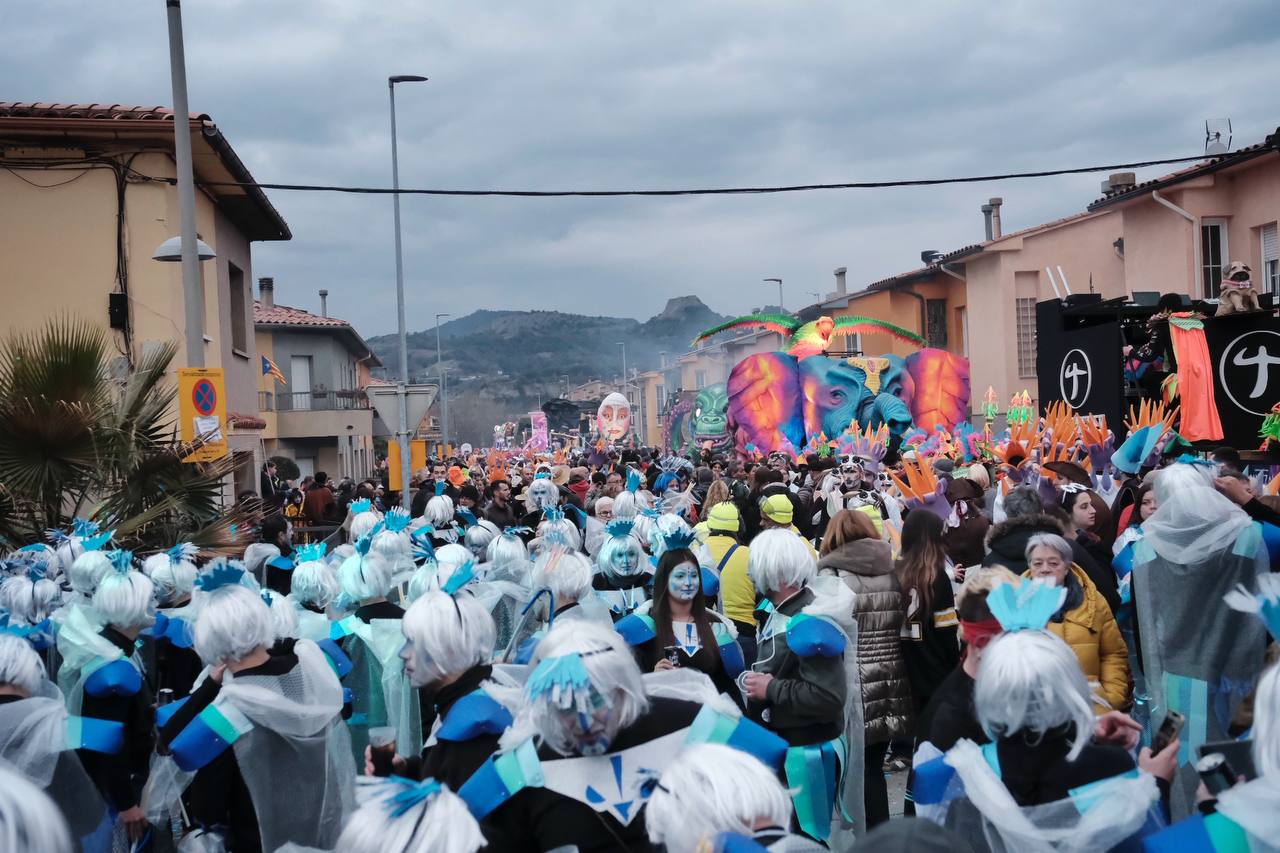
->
[617,341,629,402]
[388,73,428,510]
[435,312,451,456]
[164,0,205,368]
[763,277,784,311]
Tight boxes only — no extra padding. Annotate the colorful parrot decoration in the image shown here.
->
[693,312,926,359]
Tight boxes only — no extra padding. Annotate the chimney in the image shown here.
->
[833,267,847,296]
[659,350,668,368]
[1105,172,1136,194]
[921,249,942,265]
[989,197,1003,239]
[981,203,994,241]
[258,277,274,308]
[319,289,329,317]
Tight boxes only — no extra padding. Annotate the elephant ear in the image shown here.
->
[903,348,971,432]
[726,352,803,454]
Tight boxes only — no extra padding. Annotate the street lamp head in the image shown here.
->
[153,235,216,262]
[763,278,782,284]
[389,75,429,84]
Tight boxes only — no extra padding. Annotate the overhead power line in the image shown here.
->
[143,152,1250,198]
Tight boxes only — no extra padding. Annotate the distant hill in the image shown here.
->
[367,296,728,444]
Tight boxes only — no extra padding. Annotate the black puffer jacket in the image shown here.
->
[982,513,1121,615]
[818,538,914,745]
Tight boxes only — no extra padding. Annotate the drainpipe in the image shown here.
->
[939,263,965,283]
[897,287,928,347]
[1151,190,1200,297]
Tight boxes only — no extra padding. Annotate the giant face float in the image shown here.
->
[597,392,632,441]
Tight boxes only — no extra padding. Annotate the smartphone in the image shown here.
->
[1151,710,1185,755]
[1197,740,1256,781]
[662,646,682,667]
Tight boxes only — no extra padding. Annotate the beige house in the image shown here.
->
[0,102,290,494]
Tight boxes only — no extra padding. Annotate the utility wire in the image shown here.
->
[136,151,1255,198]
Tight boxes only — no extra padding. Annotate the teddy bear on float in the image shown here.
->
[1216,260,1261,315]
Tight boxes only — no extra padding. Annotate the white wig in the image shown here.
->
[526,479,559,512]
[1253,660,1280,779]
[535,517,581,554]
[531,548,593,606]
[144,553,198,607]
[485,530,529,569]
[425,495,456,528]
[193,584,274,666]
[0,633,45,696]
[645,743,792,851]
[335,778,484,853]
[12,545,60,582]
[596,527,645,580]
[350,510,383,542]
[242,543,281,581]
[523,619,648,756]
[370,528,411,563]
[54,538,84,578]
[975,629,1095,761]
[338,550,393,603]
[0,763,73,853]
[261,589,300,641]
[91,570,154,629]
[747,528,816,594]
[464,520,501,560]
[611,490,640,520]
[0,574,61,626]
[290,558,340,610]
[648,513,692,559]
[402,591,496,684]
[68,550,112,598]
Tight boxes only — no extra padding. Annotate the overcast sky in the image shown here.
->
[8,1,1280,335]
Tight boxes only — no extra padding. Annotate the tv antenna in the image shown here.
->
[1205,118,1232,156]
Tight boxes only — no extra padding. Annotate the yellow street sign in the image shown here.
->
[387,439,428,491]
[178,368,229,463]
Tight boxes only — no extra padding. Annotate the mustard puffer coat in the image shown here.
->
[1025,563,1131,713]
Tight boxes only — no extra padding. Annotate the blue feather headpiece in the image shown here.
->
[533,472,552,481]
[527,650,608,715]
[660,527,698,553]
[455,507,477,529]
[72,518,101,539]
[350,498,373,515]
[355,524,383,557]
[44,528,70,546]
[411,530,437,565]
[503,525,532,537]
[383,507,411,533]
[440,558,477,597]
[381,776,443,818]
[434,480,447,496]
[1224,575,1280,642]
[1175,453,1215,469]
[81,530,114,553]
[195,560,247,592]
[543,506,566,525]
[167,542,199,565]
[106,549,134,575]
[605,518,635,540]
[24,562,47,583]
[294,542,328,564]
[986,580,1066,632]
[625,468,642,493]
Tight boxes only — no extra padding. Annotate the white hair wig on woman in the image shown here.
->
[747,528,817,595]
[596,526,646,580]
[530,548,593,606]
[0,633,46,696]
[0,763,74,853]
[407,544,472,603]
[0,573,61,627]
[485,530,530,570]
[526,478,560,512]
[290,558,340,611]
[611,490,640,520]
[370,526,412,564]
[349,510,384,543]
[464,520,501,561]
[142,550,198,607]
[338,550,393,604]
[645,743,793,851]
[403,590,496,684]
[974,629,1096,761]
[425,495,456,528]
[91,570,154,629]
[11,544,60,582]
[520,618,648,756]
[647,512,692,559]
[68,550,113,598]
[535,517,581,554]
[261,589,300,641]
[193,584,275,666]
[1253,660,1280,779]
[335,778,484,853]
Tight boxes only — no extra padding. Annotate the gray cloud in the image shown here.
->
[7,1,1280,335]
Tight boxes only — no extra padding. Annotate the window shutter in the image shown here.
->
[1263,223,1278,263]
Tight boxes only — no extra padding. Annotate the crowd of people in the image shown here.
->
[2,417,1279,852]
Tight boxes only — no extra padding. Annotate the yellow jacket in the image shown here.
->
[706,534,754,626]
[1026,564,1131,713]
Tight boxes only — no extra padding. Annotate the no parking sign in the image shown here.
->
[178,368,228,462]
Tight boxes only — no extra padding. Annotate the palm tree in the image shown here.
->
[0,317,248,554]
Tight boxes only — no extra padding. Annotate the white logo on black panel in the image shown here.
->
[1219,330,1280,416]
[1059,348,1092,410]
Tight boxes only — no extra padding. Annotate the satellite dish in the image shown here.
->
[1205,118,1232,156]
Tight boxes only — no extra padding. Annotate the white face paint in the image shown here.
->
[557,689,620,755]
[667,562,701,602]
[399,639,442,689]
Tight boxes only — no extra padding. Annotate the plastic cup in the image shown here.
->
[368,726,397,776]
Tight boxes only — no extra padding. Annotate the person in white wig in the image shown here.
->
[141,542,203,699]
[154,578,354,852]
[334,777,484,853]
[645,743,824,852]
[0,763,75,853]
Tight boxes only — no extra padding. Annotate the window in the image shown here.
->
[926,299,948,349]
[1262,223,1279,296]
[228,263,248,353]
[1016,297,1037,378]
[1202,218,1229,298]
[656,384,666,412]
[695,370,707,390]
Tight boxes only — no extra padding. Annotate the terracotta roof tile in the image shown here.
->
[254,301,350,328]
[228,412,267,430]
[0,102,208,122]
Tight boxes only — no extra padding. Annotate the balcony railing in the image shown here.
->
[258,390,370,412]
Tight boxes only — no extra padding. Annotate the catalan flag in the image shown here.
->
[261,355,286,385]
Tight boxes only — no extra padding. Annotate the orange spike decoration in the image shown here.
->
[889,457,940,503]
[1125,399,1180,435]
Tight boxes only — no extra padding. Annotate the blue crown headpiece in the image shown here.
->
[440,558,478,597]
[640,506,661,520]
[16,543,53,563]
[625,468,642,493]
[543,506,566,525]
[106,549,134,575]
[1225,575,1280,642]
[411,529,437,565]
[533,472,552,481]
[986,579,1066,632]
[455,507,477,529]
[81,530,114,553]
[383,507,411,533]
[605,518,635,540]
[661,527,698,553]
[195,560,247,592]
[350,498,373,515]
[355,524,384,557]
[167,542,199,565]
[434,481,448,496]
[503,525,532,537]
[72,518,101,539]
[45,528,70,546]
[1175,453,1215,469]
[24,561,48,583]
[527,649,609,715]
[381,776,444,818]
[294,542,328,564]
